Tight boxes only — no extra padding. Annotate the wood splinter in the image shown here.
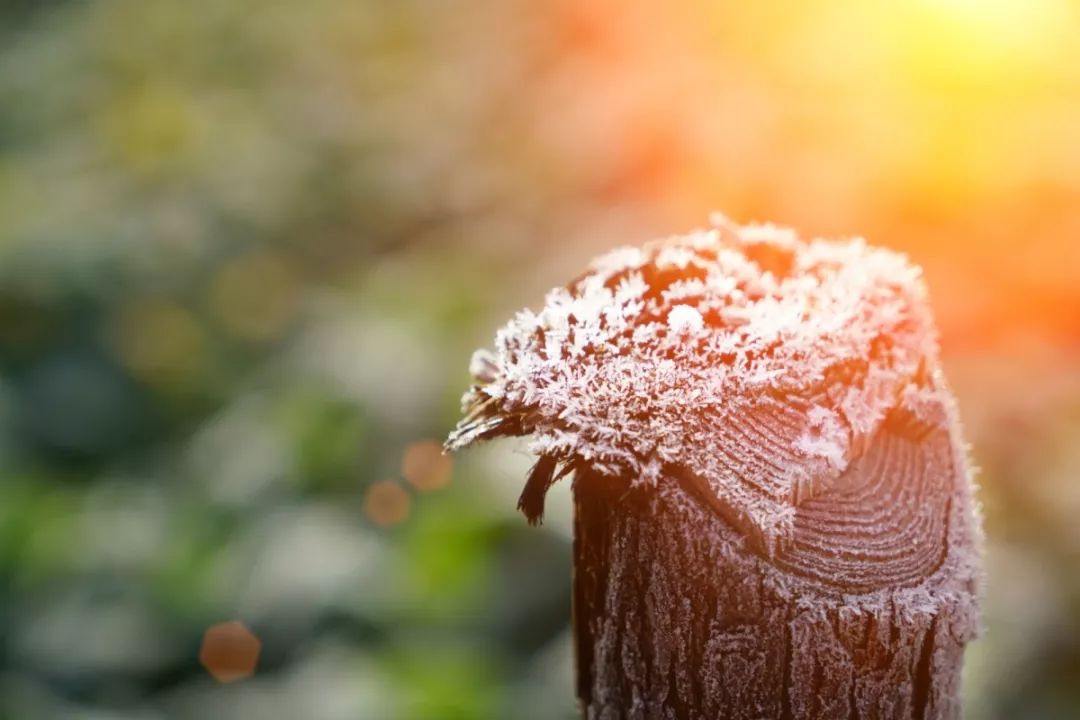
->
[447,216,982,720]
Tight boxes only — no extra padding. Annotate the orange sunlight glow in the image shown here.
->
[363,480,412,527]
[924,0,1069,39]
[539,0,1080,346]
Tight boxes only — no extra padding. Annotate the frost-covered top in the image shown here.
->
[448,216,941,550]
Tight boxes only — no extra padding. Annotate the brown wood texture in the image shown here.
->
[571,405,980,720]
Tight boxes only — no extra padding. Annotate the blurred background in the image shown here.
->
[0,0,1077,718]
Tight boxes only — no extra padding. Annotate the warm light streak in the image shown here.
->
[924,0,1067,36]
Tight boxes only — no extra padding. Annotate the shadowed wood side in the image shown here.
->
[573,417,976,720]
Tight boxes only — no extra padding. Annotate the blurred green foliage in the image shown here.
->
[0,1,578,717]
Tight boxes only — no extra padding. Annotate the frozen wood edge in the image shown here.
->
[447,217,983,719]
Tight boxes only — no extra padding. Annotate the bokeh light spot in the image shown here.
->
[99,84,200,177]
[198,621,261,684]
[211,251,300,342]
[363,480,411,527]
[401,440,452,492]
[112,298,204,387]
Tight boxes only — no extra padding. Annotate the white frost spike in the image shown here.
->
[667,305,704,336]
[446,216,943,548]
[468,349,499,384]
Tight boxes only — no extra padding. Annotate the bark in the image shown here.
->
[571,405,980,720]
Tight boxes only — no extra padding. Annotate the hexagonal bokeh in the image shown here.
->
[401,440,452,492]
[363,480,411,527]
[199,620,261,683]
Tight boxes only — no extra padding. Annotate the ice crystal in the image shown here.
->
[447,215,940,548]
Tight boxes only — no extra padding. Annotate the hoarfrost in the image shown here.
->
[447,215,942,547]
[666,305,704,336]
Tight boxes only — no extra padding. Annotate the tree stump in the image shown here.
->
[448,217,982,719]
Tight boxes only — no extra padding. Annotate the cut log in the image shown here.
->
[447,216,982,719]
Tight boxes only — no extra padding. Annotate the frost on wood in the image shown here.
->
[446,216,982,719]
[450,216,942,554]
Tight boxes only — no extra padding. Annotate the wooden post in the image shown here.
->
[448,217,981,720]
